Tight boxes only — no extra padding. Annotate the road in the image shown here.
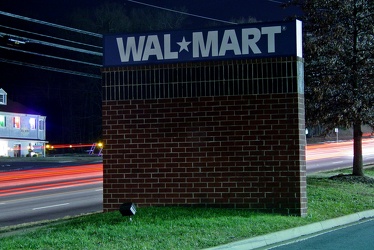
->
[0,184,102,227]
[0,159,102,227]
[1,138,374,227]
[306,138,374,173]
[271,218,374,250]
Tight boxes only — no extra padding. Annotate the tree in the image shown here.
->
[285,0,374,176]
[128,6,188,32]
[69,2,187,34]
[231,16,260,24]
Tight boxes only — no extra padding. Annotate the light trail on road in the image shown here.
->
[0,177,102,197]
[0,163,102,182]
[306,138,374,161]
[305,138,374,173]
[0,163,102,197]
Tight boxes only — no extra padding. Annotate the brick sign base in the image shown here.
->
[102,57,307,216]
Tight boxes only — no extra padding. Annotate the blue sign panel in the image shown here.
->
[103,20,302,67]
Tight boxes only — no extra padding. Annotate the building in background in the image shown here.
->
[0,88,47,157]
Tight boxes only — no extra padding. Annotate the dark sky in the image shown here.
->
[1,0,300,25]
[0,0,301,144]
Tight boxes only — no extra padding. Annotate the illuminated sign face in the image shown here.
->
[103,20,302,67]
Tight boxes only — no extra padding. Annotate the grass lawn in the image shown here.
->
[1,167,373,250]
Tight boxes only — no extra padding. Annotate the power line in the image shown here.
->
[0,10,102,38]
[31,38,103,56]
[0,45,101,67]
[0,24,102,50]
[127,0,237,25]
[268,0,285,4]
[0,11,102,79]
[0,58,101,79]
[0,32,102,56]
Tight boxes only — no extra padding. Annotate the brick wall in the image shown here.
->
[102,57,307,216]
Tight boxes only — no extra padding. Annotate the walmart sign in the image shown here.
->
[103,20,302,67]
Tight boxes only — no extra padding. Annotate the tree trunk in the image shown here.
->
[352,123,364,176]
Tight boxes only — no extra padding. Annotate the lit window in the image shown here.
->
[29,118,36,130]
[39,119,45,130]
[0,115,5,127]
[13,117,20,129]
[0,89,6,105]
[0,93,6,105]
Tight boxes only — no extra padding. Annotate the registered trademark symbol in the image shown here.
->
[282,26,287,31]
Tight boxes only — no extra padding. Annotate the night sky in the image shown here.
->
[1,1,300,24]
[0,0,301,144]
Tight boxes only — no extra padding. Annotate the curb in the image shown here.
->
[205,209,374,250]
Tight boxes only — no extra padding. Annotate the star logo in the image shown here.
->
[177,37,191,53]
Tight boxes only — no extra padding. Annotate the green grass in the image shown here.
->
[1,167,373,250]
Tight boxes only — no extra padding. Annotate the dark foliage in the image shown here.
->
[285,0,374,175]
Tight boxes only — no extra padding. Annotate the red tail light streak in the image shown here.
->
[0,163,103,197]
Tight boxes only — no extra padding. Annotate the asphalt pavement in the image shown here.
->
[270,218,374,250]
[206,210,374,250]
